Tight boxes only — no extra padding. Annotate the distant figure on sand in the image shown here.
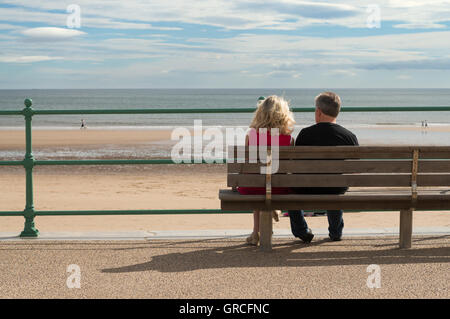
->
[238,96,295,246]
[289,92,359,243]
[80,119,87,129]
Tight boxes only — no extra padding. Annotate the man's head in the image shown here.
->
[314,91,341,123]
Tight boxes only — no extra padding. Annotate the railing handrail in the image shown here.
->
[2,105,450,116]
[1,98,450,238]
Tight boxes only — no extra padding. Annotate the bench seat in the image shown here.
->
[220,189,450,211]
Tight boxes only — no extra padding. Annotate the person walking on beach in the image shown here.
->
[238,95,296,246]
[80,119,87,129]
[289,92,359,243]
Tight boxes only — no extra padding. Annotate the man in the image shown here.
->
[289,92,359,243]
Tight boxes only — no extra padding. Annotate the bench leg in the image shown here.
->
[399,209,413,249]
[259,210,273,252]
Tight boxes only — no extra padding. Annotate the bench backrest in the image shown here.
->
[227,146,450,189]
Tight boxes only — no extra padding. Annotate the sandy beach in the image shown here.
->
[1,128,449,234]
[0,128,174,150]
[2,124,450,151]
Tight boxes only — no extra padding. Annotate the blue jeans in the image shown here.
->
[288,210,344,239]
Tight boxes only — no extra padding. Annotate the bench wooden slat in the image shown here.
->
[219,189,450,211]
[228,160,450,174]
[229,146,450,160]
[419,161,450,173]
[222,200,450,211]
[228,160,410,173]
[227,173,450,188]
[219,188,450,200]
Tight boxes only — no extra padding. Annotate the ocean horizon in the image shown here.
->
[1,88,450,128]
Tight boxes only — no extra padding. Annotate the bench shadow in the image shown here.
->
[101,237,450,274]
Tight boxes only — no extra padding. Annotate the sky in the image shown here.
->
[0,0,450,89]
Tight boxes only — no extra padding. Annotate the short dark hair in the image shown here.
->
[315,92,341,118]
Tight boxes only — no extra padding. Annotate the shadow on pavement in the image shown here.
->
[102,236,450,273]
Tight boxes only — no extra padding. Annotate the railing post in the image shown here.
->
[20,98,39,237]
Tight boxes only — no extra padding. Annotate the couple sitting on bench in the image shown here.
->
[238,92,359,246]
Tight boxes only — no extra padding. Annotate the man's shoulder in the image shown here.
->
[333,123,356,135]
[296,122,358,145]
[298,123,321,134]
[332,123,359,144]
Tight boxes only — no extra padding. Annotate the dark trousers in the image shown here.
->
[289,187,346,239]
[288,210,344,239]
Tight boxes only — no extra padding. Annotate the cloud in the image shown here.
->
[236,1,361,19]
[0,23,23,30]
[267,70,302,78]
[330,69,357,76]
[1,0,450,31]
[21,27,86,41]
[393,23,447,29]
[0,55,64,63]
[0,1,450,88]
[357,59,450,70]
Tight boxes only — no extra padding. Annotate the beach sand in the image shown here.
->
[1,128,449,234]
[0,128,174,150]
[2,124,450,151]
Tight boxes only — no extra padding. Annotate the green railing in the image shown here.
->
[1,98,450,237]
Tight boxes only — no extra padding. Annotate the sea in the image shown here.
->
[1,88,449,159]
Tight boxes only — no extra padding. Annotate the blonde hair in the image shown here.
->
[250,95,295,135]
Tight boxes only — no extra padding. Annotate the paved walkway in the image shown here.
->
[0,231,449,298]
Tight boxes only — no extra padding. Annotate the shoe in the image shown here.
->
[329,236,342,241]
[297,228,314,243]
[272,210,280,222]
[246,232,259,246]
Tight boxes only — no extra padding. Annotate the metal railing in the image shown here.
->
[1,98,450,237]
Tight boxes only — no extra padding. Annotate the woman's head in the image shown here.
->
[250,95,295,135]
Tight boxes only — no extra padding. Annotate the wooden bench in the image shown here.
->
[219,146,450,251]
